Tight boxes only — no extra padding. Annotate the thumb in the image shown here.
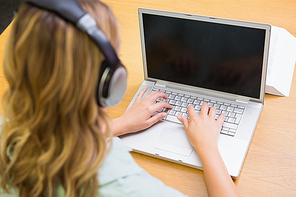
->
[177,115,188,130]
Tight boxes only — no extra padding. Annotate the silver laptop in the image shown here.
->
[120,8,271,178]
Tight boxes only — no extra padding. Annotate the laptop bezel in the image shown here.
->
[138,8,271,104]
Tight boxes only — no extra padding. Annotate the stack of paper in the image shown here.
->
[266,26,296,97]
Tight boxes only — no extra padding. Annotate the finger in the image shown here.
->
[177,115,189,130]
[147,91,168,103]
[200,103,209,116]
[209,107,216,119]
[216,113,225,126]
[150,101,172,112]
[147,112,167,127]
[187,105,196,118]
[135,87,148,102]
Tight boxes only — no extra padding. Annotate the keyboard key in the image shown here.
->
[235,114,242,124]
[181,103,188,107]
[175,101,182,106]
[214,104,220,108]
[187,98,194,103]
[194,100,200,105]
[181,107,187,112]
[169,100,176,105]
[175,106,181,111]
[234,108,244,114]
[195,105,201,110]
[168,110,176,116]
[221,128,228,135]
[166,115,179,123]
[168,94,175,99]
[178,93,184,96]
[226,106,234,112]
[228,112,235,117]
[221,127,229,132]
[176,112,182,116]
[181,97,187,102]
[220,105,227,110]
[222,122,238,129]
[235,114,242,119]
[229,128,236,133]
[227,117,235,123]
[175,96,181,101]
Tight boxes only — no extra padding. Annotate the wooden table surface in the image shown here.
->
[1,0,296,196]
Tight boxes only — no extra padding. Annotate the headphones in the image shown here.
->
[23,0,128,107]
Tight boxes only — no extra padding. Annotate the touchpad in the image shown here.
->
[154,127,193,157]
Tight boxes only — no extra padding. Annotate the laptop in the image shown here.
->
[120,8,271,178]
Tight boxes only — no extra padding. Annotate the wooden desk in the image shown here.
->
[1,0,295,196]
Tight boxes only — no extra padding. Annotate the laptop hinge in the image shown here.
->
[155,81,167,88]
[235,98,249,104]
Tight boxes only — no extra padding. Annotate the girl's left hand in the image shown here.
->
[112,87,172,136]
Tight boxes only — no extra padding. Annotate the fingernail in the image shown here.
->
[177,116,182,121]
[162,113,167,118]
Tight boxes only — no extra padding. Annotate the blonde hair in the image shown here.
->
[0,0,120,196]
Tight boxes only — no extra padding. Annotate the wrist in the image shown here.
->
[112,117,130,137]
[194,141,219,159]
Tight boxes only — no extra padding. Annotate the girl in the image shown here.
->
[0,0,240,196]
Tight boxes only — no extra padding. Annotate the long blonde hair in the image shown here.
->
[0,0,120,196]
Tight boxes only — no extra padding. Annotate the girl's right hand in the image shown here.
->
[177,103,225,154]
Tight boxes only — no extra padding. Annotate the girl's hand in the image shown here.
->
[177,103,225,154]
[112,87,172,136]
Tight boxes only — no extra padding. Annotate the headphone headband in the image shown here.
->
[77,14,121,67]
[25,0,85,23]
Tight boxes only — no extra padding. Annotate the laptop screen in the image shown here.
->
[142,13,266,99]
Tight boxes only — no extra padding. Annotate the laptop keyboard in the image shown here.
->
[152,88,245,137]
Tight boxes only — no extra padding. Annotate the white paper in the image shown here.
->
[265,26,296,97]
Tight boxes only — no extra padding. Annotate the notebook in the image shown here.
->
[120,8,271,178]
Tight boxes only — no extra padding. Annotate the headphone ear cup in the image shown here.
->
[98,60,109,98]
[105,66,127,107]
[97,60,127,107]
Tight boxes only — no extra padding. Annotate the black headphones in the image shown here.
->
[23,0,128,107]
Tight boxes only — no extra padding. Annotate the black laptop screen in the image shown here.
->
[142,13,266,99]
